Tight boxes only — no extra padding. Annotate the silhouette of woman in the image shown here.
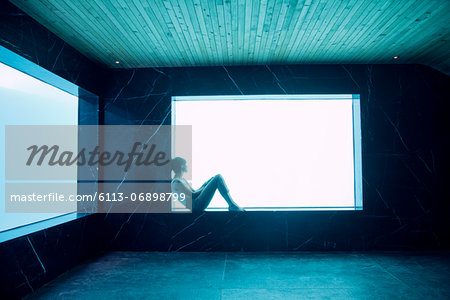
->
[170,157,244,212]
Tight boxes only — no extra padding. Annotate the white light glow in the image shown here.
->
[172,95,362,211]
[0,62,78,232]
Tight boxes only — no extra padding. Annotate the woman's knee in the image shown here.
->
[214,174,224,182]
[214,174,229,191]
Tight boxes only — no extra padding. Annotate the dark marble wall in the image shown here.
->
[0,2,108,299]
[102,64,450,251]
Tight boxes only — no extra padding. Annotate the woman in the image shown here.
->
[171,157,244,212]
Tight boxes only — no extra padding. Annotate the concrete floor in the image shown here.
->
[26,252,450,299]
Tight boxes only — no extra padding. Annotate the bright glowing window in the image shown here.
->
[0,47,78,233]
[172,94,362,211]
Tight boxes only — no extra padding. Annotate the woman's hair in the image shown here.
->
[171,157,186,174]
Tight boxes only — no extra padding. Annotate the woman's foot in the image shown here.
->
[228,205,245,212]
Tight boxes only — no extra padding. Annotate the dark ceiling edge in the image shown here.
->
[107,62,449,78]
[426,64,450,77]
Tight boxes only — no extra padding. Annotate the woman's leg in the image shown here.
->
[212,174,240,208]
[193,174,241,211]
[198,176,214,189]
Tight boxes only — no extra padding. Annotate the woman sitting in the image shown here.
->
[171,157,244,212]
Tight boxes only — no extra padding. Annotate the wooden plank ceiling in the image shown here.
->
[9,0,450,74]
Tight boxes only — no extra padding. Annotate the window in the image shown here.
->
[172,94,362,211]
[0,46,80,234]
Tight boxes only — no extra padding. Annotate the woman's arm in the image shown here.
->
[172,179,194,194]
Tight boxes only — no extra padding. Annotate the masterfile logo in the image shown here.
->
[5,125,192,181]
[4,125,192,214]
